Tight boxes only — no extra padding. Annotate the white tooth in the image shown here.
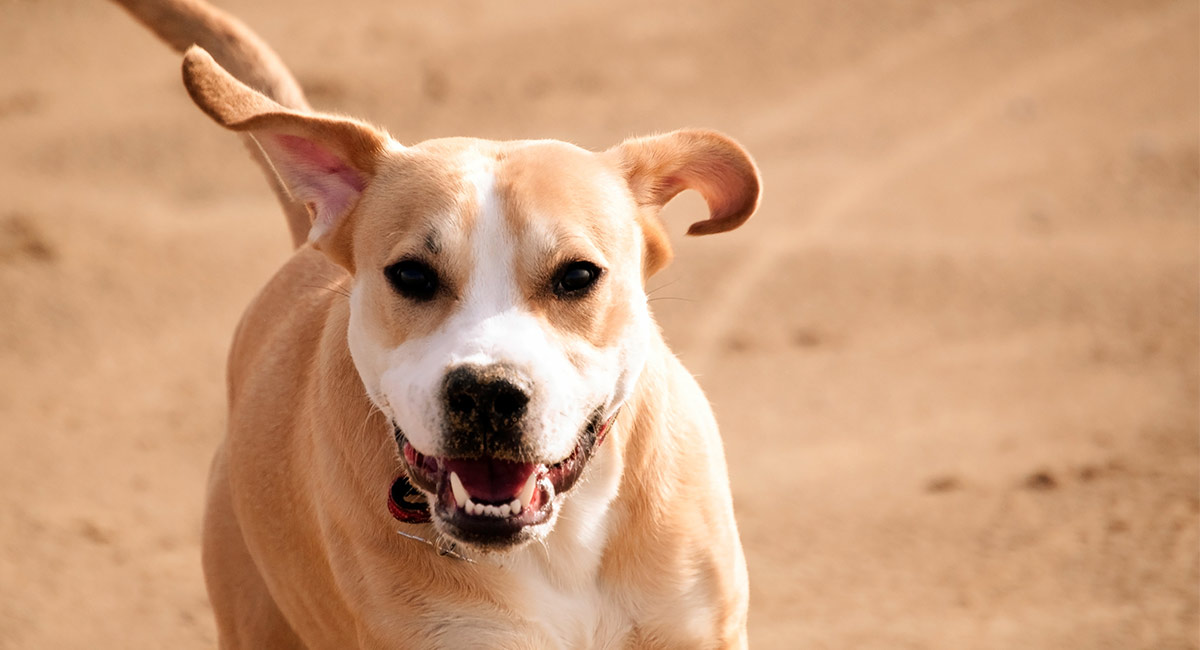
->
[465,498,476,515]
[510,498,522,515]
[499,504,511,517]
[485,505,498,517]
[518,473,537,508]
[449,472,469,507]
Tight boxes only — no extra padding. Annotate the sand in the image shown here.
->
[0,0,1196,647]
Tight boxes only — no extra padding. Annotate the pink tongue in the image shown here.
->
[443,457,537,503]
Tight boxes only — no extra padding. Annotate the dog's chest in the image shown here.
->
[503,452,632,648]
[512,558,630,648]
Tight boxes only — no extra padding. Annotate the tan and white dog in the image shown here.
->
[116,1,760,647]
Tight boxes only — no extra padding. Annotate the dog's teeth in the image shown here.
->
[459,491,525,517]
[518,473,537,509]
[449,472,469,507]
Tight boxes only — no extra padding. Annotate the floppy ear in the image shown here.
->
[605,129,760,277]
[181,46,389,272]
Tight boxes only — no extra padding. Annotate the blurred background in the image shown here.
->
[0,0,1196,647]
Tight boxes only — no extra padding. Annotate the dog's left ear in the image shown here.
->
[606,129,761,276]
[181,46,390,272]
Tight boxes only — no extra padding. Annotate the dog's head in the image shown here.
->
[183,48,759,550]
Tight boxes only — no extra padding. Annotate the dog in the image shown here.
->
[115,0,760,647]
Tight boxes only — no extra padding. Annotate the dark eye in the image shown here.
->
[553,261,602,297]
[385,259,439,302]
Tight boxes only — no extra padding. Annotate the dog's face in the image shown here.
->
[346,140,657,548]
[182,48,759,550]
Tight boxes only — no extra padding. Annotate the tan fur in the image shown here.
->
[117,2,759,647]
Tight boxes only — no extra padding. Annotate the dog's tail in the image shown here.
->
[112,0,314,247]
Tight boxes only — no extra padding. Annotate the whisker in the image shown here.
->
[300,284,351,298]
[314,272,354,297]
[646,277,684,297]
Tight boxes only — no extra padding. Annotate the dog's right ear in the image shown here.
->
[181,46,389,272]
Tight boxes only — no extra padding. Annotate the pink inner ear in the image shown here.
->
[664,161,756,235]
[685,163,739,222]
[273,135,367,192]
[263,134,368,240]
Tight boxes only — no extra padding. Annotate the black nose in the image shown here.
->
[442,365,530,440]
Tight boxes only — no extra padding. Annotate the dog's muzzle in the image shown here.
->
[391,363,617,549]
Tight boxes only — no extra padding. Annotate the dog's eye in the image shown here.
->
[385,260,439,302]
[553,261,602,297]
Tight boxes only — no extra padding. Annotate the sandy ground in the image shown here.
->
[1,0,1197,647]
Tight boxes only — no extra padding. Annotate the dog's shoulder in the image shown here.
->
[227,246,350,394]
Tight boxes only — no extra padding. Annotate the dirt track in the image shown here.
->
[1,1,1196,648]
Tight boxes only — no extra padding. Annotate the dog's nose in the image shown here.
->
[442,365,530,437]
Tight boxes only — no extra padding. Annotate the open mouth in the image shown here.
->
[393,414,605,548]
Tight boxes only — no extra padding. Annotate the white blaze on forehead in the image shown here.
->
[439,159,611,459]
[453,162,524,356]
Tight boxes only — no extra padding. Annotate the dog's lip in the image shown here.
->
[392,416,604,546]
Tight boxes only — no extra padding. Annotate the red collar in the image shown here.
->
[388,410,620,524]
[387,473,433,523]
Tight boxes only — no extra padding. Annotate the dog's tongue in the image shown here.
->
[443,457,537,503]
